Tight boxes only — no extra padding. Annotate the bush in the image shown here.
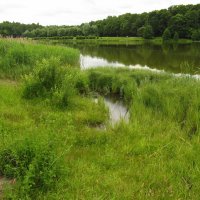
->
[23,57,65,99]
[23,57,77,108]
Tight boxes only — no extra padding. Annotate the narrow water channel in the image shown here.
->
[104,97,130,126]
[94,96,130,126]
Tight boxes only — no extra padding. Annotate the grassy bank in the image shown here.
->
[0,39,79,79]
[1,39,200,199]
[36,36,193,46]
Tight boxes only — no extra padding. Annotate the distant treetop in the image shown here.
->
[0,3,200,40]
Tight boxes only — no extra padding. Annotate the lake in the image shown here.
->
[61,41,200,125]
[62,42,200,75]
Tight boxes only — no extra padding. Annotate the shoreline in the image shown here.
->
[33,36,194,46]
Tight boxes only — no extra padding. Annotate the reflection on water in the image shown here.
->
[80,54,163,73]
[104,97,130,126]
[67,43,200,75]
[93,96,130,126]
[80,55,125,69]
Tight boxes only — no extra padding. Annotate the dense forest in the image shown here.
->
[0,4,200,40]
[0,22,42,37]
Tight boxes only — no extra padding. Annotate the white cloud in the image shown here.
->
[0,0,199,25]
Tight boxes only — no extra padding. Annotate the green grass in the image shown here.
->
[1,39,200,199]
[86,67,200,136]
[0,38,79,79]
[38,36,193,46]
[0,79,108,199]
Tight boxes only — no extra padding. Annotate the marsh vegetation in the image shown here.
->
[0,38,200,199]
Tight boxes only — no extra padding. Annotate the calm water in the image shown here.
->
[67,43,200,75]
[94,97,130,126]
[104,97,130,126]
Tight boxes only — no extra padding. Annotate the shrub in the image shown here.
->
[23,57,65,99]
[23,57,78,108]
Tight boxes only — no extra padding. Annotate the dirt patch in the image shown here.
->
[0,79,18,86]
[0,176,16,198]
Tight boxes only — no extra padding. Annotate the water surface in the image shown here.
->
[68,43,200,75]
[94,97,130,126]
[104,97,130,126]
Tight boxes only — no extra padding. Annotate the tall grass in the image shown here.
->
[0,39,79,79]
[22,57,90,109]
[1,39,200,199]
[0,78,107,199]
[86,67,200,136]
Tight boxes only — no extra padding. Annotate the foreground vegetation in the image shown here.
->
[1,39,200,199]
[0,39,79,79]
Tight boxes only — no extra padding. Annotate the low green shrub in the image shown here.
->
[23,57,78,108]
[23,57,65,99]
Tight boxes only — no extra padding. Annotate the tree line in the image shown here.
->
[0,4,200,40]
[0,22,42,37]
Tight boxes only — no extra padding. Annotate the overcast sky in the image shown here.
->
[0,0,199,26]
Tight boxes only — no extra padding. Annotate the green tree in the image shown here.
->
[169,14,187,38]
[82,23,91,36]
[143,25,153,39]
[47,27,58,37]
[173,32,179,41]
[137,26,145,37]
[191,29,200,41]
[58,28,66,37]
[162,28,172,41]
[149,9,171,36]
